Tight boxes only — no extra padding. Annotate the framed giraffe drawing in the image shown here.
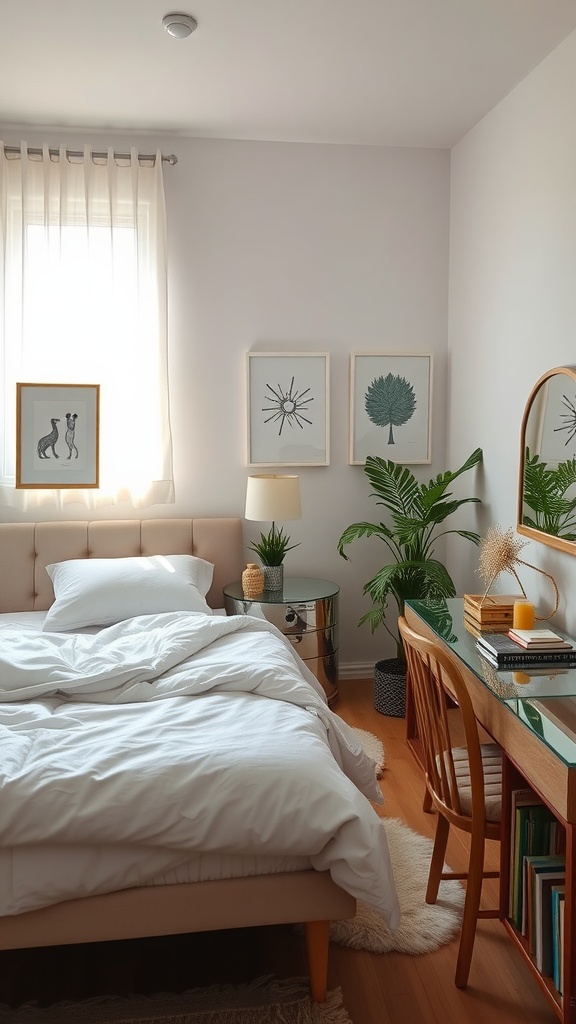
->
[16,383,100,488]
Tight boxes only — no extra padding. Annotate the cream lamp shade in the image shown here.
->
[245,474,302,523]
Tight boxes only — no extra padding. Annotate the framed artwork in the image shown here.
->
[247,352,329,466]
[16,383,100,488]
[350,353,432,465]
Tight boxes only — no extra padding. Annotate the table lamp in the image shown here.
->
[245,474,301,591]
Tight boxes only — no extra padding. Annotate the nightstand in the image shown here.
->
[223,577,340,705]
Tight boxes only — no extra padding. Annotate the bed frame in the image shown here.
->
[0,518,356,1001]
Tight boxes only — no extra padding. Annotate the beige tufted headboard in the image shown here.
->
[0,518,244,614]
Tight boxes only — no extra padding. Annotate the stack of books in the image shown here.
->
[509,788,566,989]
[463,593,522,636]
[476,627,576,668]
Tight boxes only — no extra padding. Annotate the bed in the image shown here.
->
[0,518,400,1001]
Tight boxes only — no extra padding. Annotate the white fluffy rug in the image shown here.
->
[352,727,385,776]
[330,817,465,955]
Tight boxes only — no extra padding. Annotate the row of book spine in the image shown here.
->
[509,788,566,994]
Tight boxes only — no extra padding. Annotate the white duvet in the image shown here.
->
[0,612,400,928]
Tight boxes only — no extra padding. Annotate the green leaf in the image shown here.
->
[337,521,395,557]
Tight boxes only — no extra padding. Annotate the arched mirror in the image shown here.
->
[517,366,576,554]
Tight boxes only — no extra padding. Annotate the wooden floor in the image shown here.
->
[0,678,559,1022]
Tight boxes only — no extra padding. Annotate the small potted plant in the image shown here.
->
[248,525,300,591]
[337,447,483,714]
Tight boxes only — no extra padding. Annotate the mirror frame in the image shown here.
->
[517,365,576,555]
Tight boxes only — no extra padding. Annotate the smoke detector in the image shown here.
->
[162,13,198,38]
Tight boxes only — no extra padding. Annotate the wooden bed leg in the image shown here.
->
[304,919,330,1002]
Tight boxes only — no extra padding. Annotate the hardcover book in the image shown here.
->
[508,627,571,650]
[463,614,509,637]
[510,627,565,642]
[551,884,566,994]
[535,870,566,975]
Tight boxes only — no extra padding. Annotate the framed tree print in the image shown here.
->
[247,352,329,466]
[16,383,100,488]
[350,353,432,465]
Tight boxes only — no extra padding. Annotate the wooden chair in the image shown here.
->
[398,616,502,988]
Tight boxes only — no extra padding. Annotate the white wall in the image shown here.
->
[0,129,451,670]
[448,29,576,636]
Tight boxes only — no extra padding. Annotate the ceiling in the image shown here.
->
[2,0,576,149]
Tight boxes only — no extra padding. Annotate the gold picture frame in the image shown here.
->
[16,383,100,488]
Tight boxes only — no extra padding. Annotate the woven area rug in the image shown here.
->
[330,816,465,954]
[0,978,351,1023]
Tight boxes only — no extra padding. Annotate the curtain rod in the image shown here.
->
[2,145,178,165]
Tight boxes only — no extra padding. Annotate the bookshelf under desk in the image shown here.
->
[405,598,576,1024]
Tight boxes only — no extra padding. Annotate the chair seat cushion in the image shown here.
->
[451,742,502,822]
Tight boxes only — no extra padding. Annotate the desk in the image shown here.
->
[405,599,576,1023]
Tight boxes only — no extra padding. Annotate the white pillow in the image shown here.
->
[42,554,214,632]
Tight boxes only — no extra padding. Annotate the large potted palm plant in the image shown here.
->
[337,447,483,715]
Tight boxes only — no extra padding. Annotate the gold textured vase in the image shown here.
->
[242,563,264,598]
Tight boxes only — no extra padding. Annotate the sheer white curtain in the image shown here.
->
[0,142,174,510]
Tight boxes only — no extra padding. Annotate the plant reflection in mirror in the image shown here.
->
[420,598,458,644]
[519,700,545,739]
[522,448,576,541]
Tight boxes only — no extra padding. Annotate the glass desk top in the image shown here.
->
[224,577,339,604]
[406,598,576,767]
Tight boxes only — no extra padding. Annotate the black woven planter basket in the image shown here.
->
[374,658,406,717]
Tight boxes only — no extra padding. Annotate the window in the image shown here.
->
[0,143,173,509]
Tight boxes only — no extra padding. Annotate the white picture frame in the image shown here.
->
[247,352,330,466]
[350,353,432,465]
[16,382,100,488]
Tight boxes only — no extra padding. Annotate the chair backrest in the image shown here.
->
[398,616,488,824]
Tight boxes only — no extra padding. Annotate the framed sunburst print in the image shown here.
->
[247,352,330,466]
[350,353,432,465]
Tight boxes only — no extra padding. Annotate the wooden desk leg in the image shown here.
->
[499,754,513,923]
[405,664,417,746]
[404,666,433,812]
[304,919,330,1002]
